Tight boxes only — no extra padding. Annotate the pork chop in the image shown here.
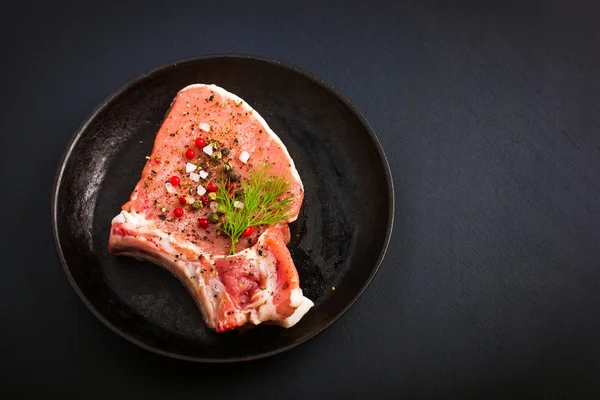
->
[108,84,313,332]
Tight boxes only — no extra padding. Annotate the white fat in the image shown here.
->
[165,182,176,194]
[113,210,209,257]
[239,151,250,164]
[199,122,210,132]
[247,309,262,325]
[132,212,154,227]
[184,263,195,278]
[112,213,126,224]
[197,185,206,196]
[278,297,314,328]
[257,302,277,322]
[208,277,226,299]
[190,172,200,182]
[199,170,209,179]
[289,288,304,308]
[250,247,280,322]
[203,145,213,155]
[186,162,197,173]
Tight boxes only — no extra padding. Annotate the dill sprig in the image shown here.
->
[216,164,293,254]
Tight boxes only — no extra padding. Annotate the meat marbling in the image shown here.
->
[108,84,313,332]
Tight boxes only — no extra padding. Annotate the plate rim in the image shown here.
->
[51,53,395,363]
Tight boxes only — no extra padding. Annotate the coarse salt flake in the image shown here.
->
[210,201,219,212]
[189,172,200,182]
[165,182,176,194]
[199,123,210,132]
[197,185,207,196]
[239,151,250,163]
[233,201,244,209]
[203,145,213,156]
[199,170,209,179]
[186,162,197,173]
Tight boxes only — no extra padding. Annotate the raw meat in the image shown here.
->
[108,84,313,332]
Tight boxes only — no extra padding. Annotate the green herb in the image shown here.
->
[216,164,293,254]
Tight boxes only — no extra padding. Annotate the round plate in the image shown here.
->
[52,54,394,362]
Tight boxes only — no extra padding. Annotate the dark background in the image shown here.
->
[2,0,600,398]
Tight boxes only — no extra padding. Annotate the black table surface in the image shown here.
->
[2,1,600,398]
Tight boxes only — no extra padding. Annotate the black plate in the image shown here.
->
[51,54,394,362]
